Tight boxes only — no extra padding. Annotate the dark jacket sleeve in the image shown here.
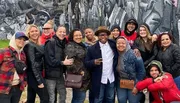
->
[44,40,61,67]
[171,45,180,72]
[135,57,146,81]
[26,45,43,85]
[144,43,158,67]
[84,47,97,70]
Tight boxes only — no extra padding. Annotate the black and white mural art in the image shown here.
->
[0,0,180,44]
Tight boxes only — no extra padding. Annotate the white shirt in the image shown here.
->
[99,41,115,84]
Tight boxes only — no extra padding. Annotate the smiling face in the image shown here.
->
[150,66,160,79]
[42,23,54,36]
[111,28,120,39]
[161,34,171,48]
[29,26,40,42]
[15,37,26,49]
[116,38,126,52]
[73,31,83,43]
[84,28,94,41]
[98,32,108,44]
[139,26,147,38]
[56,26,66,40]
[127,23,136,32]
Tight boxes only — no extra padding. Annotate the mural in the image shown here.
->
[0,0,179,44]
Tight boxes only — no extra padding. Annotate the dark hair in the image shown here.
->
[157,32,173,48]
[68,28,82,42]
[146,64,161,78]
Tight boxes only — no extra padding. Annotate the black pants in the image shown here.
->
[0,86,22,103]
[27,85,49,103]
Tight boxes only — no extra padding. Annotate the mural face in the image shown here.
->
[0,0,179,44]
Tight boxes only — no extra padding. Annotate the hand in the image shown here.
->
[134,49,141,57]
[38,83,44,88]
[94,58,102,65]
[62,56,74,65]
[154,76,163,82]
[152,34,158,42]
[132,87,138,95]
[80,71,84,76]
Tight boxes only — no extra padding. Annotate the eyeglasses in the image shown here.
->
[99,33,107,36]
[43,28,52,30]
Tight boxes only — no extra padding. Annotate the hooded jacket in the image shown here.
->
[0,34,27,94]
[121,19,138,47]
[136,60,180,103]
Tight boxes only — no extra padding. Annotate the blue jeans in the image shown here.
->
[94,82,115,103]
[72,89,86,103]
[174,76,180,90]
[116,82,142,103]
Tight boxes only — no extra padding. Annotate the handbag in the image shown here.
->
[9,48,27,74]
[65,73,83,88]
[120,79,134,89]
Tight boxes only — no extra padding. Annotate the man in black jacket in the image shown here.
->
[44,26,73,103]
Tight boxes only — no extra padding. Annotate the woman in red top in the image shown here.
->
[133,60,180,103]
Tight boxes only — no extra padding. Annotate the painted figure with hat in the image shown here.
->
[0,32,28,103]
[134,60,180,103]
[85,26,118,103]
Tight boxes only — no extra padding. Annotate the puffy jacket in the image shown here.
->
[65,41,90,91]
[44,35,67,80]
[156,43,180,78]
[24,41,44,86]
[136,73,180,103]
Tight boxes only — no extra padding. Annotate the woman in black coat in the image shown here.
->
[156,32,180,90]
[24,24,49,103]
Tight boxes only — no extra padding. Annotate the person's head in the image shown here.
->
[56,26,66,40]
[116,36,131,52]
[69,28,83,43]
[125,19,138,33]
[95,26,110,44]
[157,32,173,48]
[146,60,163,78]
[14,32,28,49]
[16,14,26,25]
[26,24,40,44]
[42,20,54,36]
[110,24,121,39]
[84,28,95,41]
[139,23,151,39]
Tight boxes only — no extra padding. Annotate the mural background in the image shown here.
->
[0,0,180,44]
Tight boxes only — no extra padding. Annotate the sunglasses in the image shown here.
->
[43,28,52,30]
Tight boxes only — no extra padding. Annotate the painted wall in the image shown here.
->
[0,0,180,44]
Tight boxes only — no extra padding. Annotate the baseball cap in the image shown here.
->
[15,32,28,40]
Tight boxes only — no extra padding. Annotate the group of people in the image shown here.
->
[0,18,180,103]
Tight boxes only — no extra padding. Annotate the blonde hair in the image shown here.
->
[26,24,41,45]
[45,20,54,28]
[140,25,152,40]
